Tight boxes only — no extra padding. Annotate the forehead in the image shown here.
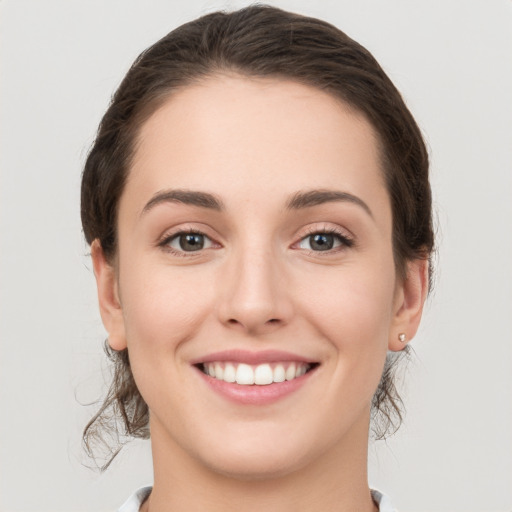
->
[123,74,389,222]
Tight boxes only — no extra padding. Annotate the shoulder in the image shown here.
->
[117,486,152,512]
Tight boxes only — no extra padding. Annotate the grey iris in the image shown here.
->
[310,233,334,251]
[180,233,204,251]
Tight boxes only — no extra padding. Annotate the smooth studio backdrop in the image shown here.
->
[1,1,511,511]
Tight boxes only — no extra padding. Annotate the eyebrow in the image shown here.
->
[141,189,225,216]
[141,188,372,218]
[285,189,373,217]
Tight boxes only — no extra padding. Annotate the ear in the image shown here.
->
[388,258,429,352]
[90,239,127,351]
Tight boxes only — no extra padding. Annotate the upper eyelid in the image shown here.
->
[158,225,216,244]
[298,223,354,241]
[301,226,350,236]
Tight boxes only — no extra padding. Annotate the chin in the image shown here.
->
[187,424,318,482]
[201,448,306,482]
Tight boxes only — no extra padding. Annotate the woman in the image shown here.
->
[81,5,433,511]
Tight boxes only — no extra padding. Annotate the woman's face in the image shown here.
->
[94,75,423,478]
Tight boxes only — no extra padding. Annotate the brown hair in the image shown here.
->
[81,5,434,470]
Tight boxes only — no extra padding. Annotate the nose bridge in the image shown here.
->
[218,233,291,333]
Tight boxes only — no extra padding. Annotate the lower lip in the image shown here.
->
[195,367,316,405]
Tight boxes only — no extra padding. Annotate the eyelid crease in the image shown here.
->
[157,222,217,243]
[298,223,355,244]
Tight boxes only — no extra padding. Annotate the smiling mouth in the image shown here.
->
[197,362,319,386]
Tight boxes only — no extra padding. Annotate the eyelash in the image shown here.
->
[158,228,215,258]
[158,226,354,258]
[297,226,354,255]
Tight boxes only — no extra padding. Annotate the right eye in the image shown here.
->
[165,231,214,253]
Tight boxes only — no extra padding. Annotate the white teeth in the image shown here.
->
[202,361,312,385]
[236,363,254,385]
[223,363,236,383]
[214,363,224,380]
[285,363,296,381]
[254,364,273,385]
[273,364,286,383]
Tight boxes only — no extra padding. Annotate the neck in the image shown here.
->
[143,413,377,512]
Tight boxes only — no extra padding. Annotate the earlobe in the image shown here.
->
[388,258,429,352]
[91,240,127,351]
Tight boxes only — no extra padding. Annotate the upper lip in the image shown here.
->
[190,349,317,365]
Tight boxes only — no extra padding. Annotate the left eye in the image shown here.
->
[298,232,348,252]
[167,232,213,252]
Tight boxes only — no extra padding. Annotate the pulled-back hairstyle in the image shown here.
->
[81,5,433,470]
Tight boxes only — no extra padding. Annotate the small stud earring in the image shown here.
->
[398,333,407,343]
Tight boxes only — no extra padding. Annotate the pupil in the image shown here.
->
[311,233,333,251]
[180,233,204,251]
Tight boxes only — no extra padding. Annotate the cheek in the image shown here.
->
[119,259,213,353]
[296,256,396,387]
[300,254,396,336]
[116,261,216,412]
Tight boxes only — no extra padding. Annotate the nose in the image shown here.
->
[217,244,293,336]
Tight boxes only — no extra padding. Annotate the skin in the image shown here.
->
[92,75,428,512]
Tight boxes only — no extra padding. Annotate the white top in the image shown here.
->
[118,486,397,511]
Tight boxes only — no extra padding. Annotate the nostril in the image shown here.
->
[227,318,279,324]
[224,316,284,332]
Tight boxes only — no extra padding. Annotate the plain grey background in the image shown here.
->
[1,1,511,511]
